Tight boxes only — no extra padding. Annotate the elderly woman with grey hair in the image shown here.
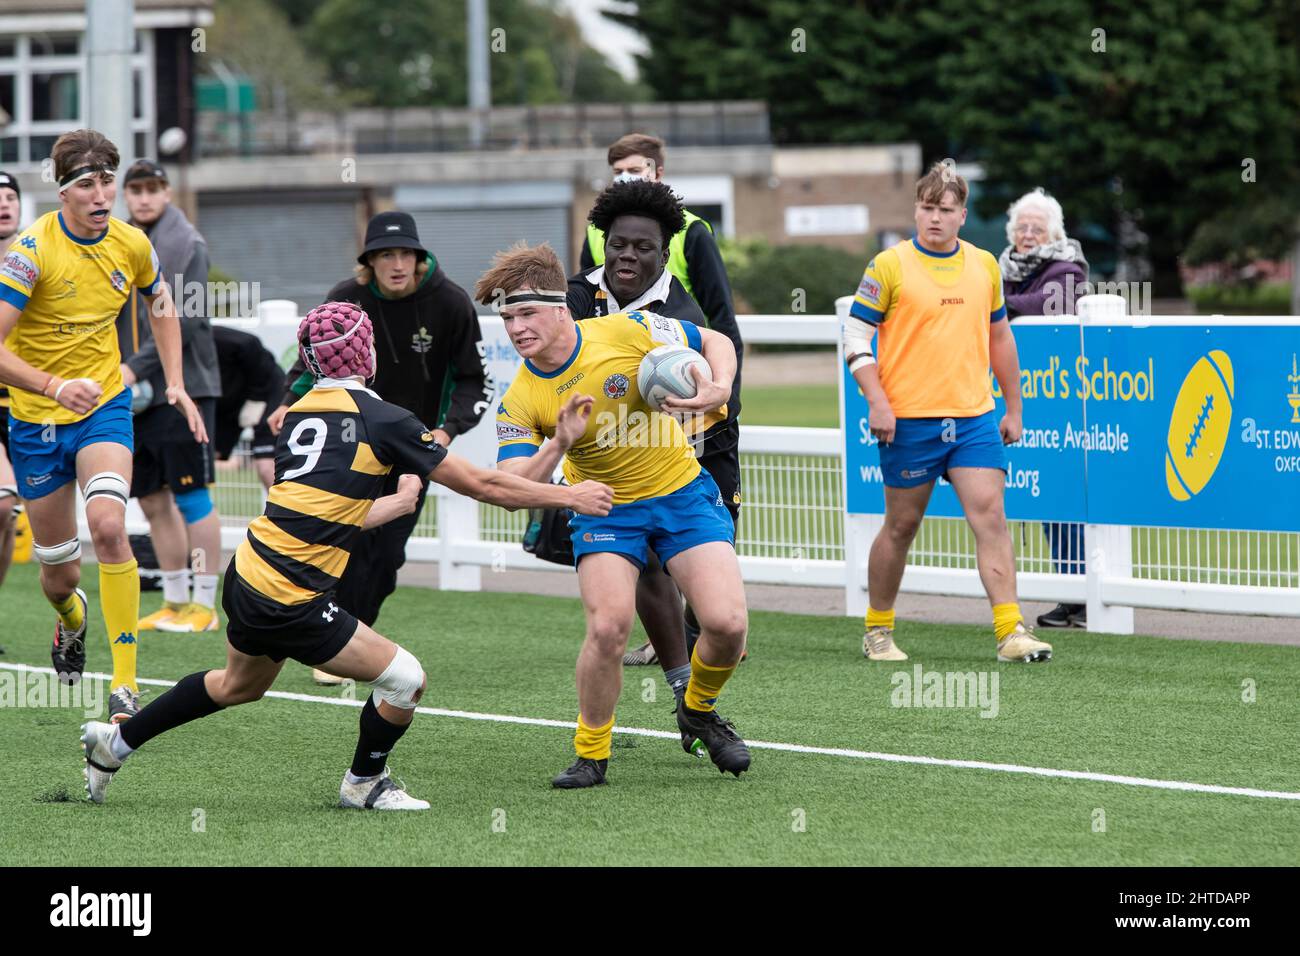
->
[1001,188,1089,318]
[1001,188,1089,628]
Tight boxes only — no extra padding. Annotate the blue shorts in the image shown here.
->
[878,409,1006,488]
[9,389,134,499]
[569,471,735,571]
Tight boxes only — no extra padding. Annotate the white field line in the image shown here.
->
[6,662,1300,802]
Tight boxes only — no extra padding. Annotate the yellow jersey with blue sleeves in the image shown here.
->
[848,238,1005,418]
[496,311,703,504]
[0,211,160,424]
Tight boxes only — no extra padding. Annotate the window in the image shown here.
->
[0,138,17,163]
[0,74,13,121]
[29,134,59,164]
[30,34,78,57]
[0,38,16,59]
[32,71,79,122]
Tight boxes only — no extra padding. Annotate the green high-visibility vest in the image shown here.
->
[587,210,711,302]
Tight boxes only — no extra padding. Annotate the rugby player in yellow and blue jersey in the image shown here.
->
[0,130,208,723]
[478,242,751,788]
[78,302,613,810]
[843,162,1052,665]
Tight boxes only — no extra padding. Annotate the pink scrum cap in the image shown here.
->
[298,301,376,380]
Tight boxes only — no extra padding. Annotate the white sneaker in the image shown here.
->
[338,768,429,811]
[863,626,908,661]
[997,623,1054,663]
[80,721,124,804]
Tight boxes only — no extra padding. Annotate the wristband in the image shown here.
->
[53,379,73,403]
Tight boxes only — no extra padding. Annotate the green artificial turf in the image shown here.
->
[0,562,1296,866]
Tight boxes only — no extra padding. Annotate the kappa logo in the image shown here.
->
[603,373,629,399]
[18,235,35,250]
[113,632,136,645]
[497,402,507,416]
[626,311,648,330]
[109,269,127,293]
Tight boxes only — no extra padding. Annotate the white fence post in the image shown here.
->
[1086,523,1134,634]
[1077,293,1135,633]
[437,485,482,591]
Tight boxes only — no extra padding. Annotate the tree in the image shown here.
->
[305,0,647,108]
[206,0,346,112]
[611,0,1300,295]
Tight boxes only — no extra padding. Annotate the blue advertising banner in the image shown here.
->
[843,322,1300,532]
[1083,325,1300,532]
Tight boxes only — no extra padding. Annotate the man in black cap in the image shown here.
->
[269,211,492,681]
[0,170,22,590]
[115,158,224,638]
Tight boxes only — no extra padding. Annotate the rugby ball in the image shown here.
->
[638,345,711,412]
[1165,349,1234,501]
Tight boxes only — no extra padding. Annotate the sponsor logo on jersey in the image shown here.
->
[109,269,127,293]
[603,373,629,399]
[1,250,37,289]
[940,297,965,306]
[497,423,533,441]
[652,314,674,332]
[857,274,882,305]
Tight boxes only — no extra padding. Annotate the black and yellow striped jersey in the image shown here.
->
[233,379,447,606]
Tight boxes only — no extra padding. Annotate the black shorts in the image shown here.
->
[131,398,218,498]
[222,562,358,665]
[697,419,741,525]
[214,410,277,460]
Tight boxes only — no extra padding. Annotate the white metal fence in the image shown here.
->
[131,307,1299,635]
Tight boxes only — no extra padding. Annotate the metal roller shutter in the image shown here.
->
[197,192,360,311]
[405,206,569,313]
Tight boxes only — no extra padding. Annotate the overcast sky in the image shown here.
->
[560,0,647,81]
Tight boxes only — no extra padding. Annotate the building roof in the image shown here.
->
[0,0,211,11]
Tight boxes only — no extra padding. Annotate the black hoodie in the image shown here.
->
[283,255,492,439]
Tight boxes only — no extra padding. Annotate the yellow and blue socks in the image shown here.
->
[101,558,141,692]
[683,646,738,713]
[574,713,614,760]
[865,606,895,631]
[50,590,85,632]
[993,602,1024,641]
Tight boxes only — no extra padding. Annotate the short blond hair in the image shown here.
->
[916,161,968,206]
[473,241,566,307]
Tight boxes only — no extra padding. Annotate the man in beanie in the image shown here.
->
[79,302,613,811]
[115,158,224,636]
[269,211,491,681]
